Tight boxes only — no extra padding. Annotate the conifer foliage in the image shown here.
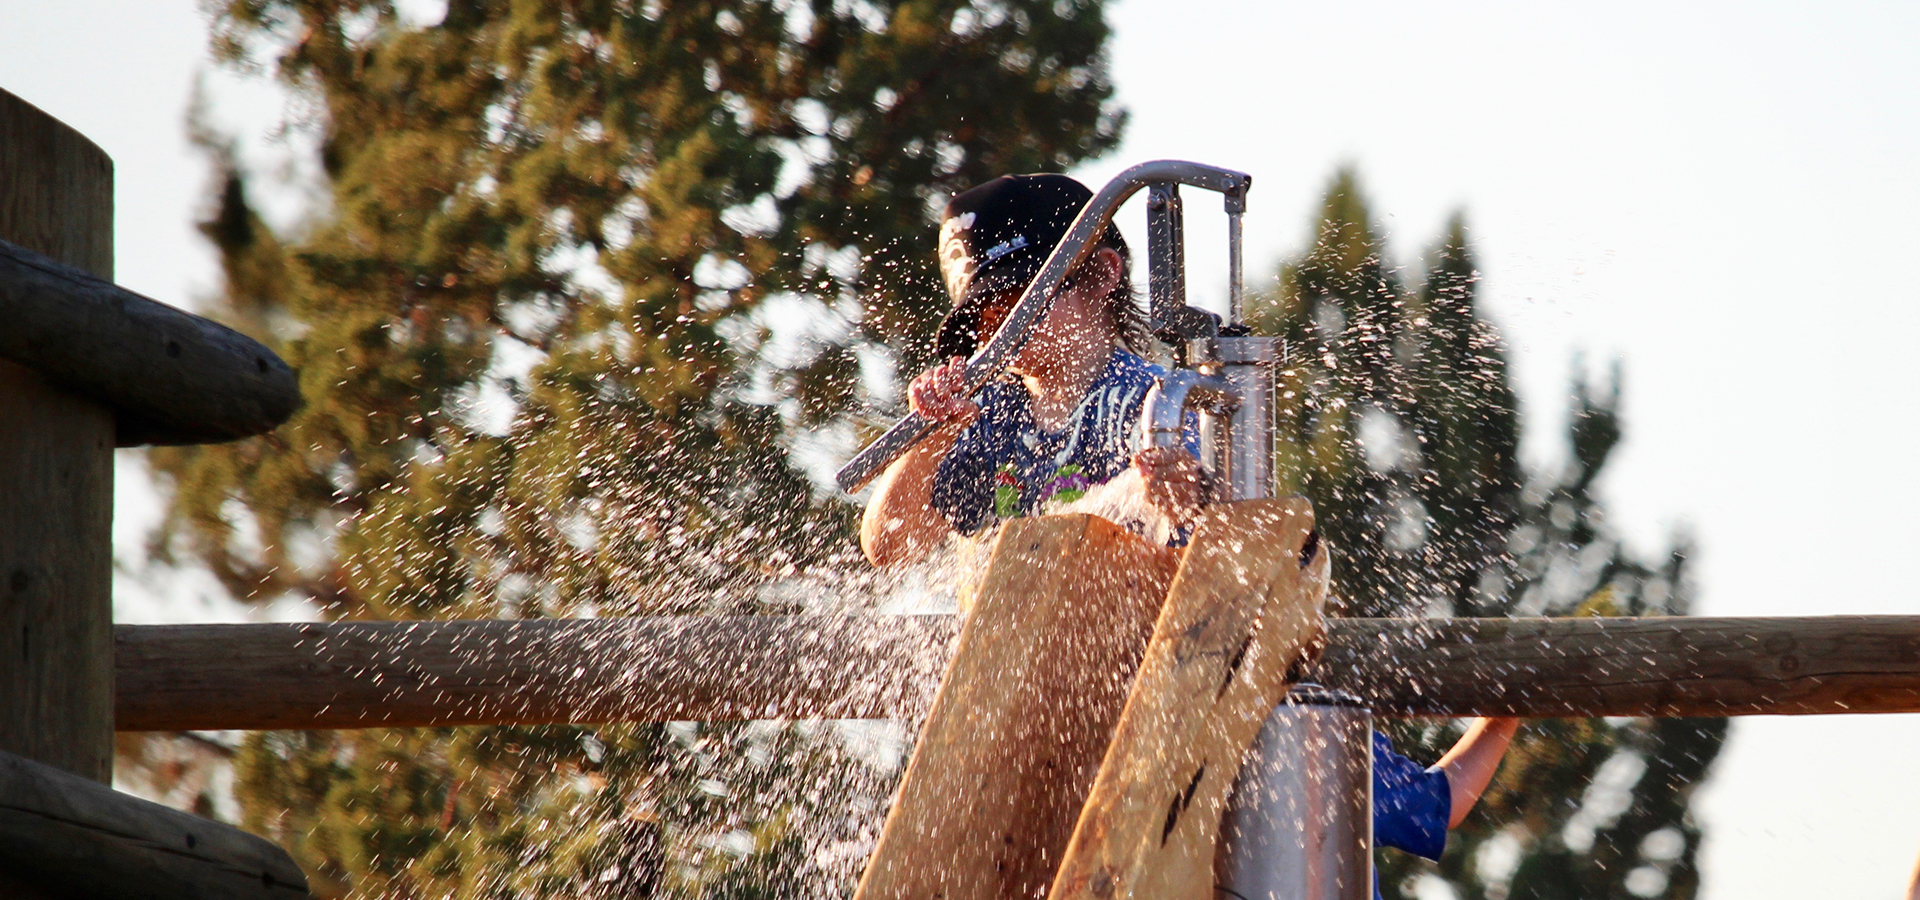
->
[1250,170,1725,900]
[151,1,1124,895]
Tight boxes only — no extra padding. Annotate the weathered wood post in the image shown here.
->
[0,87,118,784]
[0,87,308,899]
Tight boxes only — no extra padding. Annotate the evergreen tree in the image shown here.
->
[1249,170,1726,900]
[146,1,1125,896]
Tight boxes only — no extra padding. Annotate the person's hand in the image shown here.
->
[1132,445,1207,524]
[907,357,981,427]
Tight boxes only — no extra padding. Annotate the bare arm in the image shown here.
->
[860,359,978,567]
[860,423,965,566]
[1436,717,1521,828]
[1907,834,1920,900]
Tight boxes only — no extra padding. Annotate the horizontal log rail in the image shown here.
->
[115,615,1920,732]
[0,239,299,445]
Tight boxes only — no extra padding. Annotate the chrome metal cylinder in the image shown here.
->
[1217,336,1278,501]
[1216,685,1373,900]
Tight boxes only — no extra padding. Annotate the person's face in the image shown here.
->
[971,246,1121,352]
[1009,265,1112,375]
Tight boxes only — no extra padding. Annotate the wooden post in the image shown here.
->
[853,515,1179,900]
[0,88,116,785]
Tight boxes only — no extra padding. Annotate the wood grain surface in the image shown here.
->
[0,89,117,786]
[1045,498,1330,900]
[854,515,1178,900]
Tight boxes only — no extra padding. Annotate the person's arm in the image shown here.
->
[860,359,978,567]
[860,423,965,566]
[1906,833,1920,900]
[1434,717,1521,828]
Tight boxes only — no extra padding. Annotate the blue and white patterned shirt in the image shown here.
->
[931,348,1184,535]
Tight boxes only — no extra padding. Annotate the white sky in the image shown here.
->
[3,0,1917,896]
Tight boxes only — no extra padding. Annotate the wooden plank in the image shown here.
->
[0,90,116,786]
[1048,498,1331,900]
[114,615,1920,730]
[0,748,309,900]
[854,515,1179,900]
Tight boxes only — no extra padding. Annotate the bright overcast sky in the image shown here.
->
[3,0,1918,896]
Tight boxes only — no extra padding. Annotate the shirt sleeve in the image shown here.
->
[1371,731,1451,861]
[930,390,1012,536]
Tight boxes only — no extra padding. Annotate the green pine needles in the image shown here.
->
[136,3,1719,898]
[151,0,1125,896]
[1250,169,1724,900]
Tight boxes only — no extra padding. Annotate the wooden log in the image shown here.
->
[0,238,300,446]
[1308,615,1920,717]
[114,614,1920,731]
[115,615,961,731]
[0,747,309,900]
[0,361,114,783]
[854,515,1179,900]
[0,90,117,786]
[0,90,111,277]
[1,89,296,447]
[1047,498,1330,900]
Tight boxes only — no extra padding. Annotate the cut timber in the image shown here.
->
[0,748,310,899]
[1048,499,1331,900]
[854,515,1179,900]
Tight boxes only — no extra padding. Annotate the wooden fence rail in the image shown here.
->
[114,615,1920,731]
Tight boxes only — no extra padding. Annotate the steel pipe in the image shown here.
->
[1218,685,1374,900]
[835,160,1252,493]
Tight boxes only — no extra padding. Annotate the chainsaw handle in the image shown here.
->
[835,160,1251,494]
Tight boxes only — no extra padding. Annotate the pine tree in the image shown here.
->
[146,1,1125,896]
[1249,169,1726,900]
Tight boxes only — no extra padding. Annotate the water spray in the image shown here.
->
[837,161,1372,899]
